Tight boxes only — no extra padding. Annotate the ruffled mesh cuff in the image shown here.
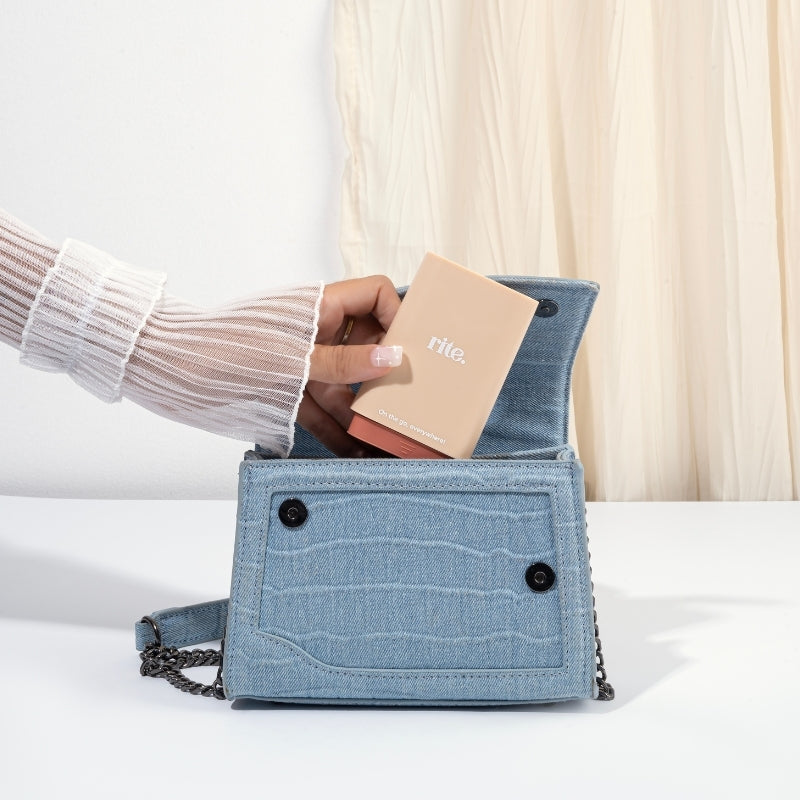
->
[20,238,167,402]
[122,284,323,457]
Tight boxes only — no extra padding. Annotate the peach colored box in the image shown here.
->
[349,253,538,459]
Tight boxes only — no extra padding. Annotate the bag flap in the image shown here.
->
[287,275,598,457]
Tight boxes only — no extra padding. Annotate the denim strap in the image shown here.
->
[135,598,228,650]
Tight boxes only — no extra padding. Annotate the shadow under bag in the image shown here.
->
[136,276,613,705]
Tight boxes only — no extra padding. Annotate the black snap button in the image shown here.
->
[525,562,555,592]
[278,498,307,528]
[535,299,558,318]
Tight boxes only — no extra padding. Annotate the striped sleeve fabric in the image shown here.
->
[1,209,322,456]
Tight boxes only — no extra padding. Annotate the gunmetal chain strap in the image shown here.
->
[586,508,615,701]
[139,617,225,699]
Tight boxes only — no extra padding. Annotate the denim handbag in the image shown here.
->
[135,276,613,705]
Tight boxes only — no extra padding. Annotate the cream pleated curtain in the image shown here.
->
[333,0,799,501]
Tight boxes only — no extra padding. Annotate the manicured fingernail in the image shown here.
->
[370,345,403,367]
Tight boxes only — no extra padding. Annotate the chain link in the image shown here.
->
[139,641,225,700]
[585,507,615,701]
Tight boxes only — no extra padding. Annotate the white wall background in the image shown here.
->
[0,0,346,498]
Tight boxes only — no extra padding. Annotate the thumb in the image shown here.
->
[309,344,403,385]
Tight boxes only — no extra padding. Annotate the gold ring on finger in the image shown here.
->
[339,316,356,346]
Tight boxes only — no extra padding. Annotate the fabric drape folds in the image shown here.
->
[334,0,799,500]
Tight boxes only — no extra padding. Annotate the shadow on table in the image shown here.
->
[0,542,198,630]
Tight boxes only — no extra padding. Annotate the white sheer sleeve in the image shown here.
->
[1,209,322,456]
[122,283,322,456]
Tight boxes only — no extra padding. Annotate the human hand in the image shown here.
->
[297,275,402,456]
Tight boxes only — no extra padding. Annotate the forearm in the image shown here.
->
[0,208,323,455]
[123,283,322,455]
[0,209,59,348]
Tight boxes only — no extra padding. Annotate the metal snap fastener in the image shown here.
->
[278,498,307,528]
[525,562,555,592]
[535,299,558,318]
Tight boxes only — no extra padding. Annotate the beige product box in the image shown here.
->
[348,253,538,459]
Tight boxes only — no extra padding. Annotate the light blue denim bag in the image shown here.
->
[136,276,613,705]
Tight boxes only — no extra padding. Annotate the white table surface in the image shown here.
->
[1,496,797,799]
